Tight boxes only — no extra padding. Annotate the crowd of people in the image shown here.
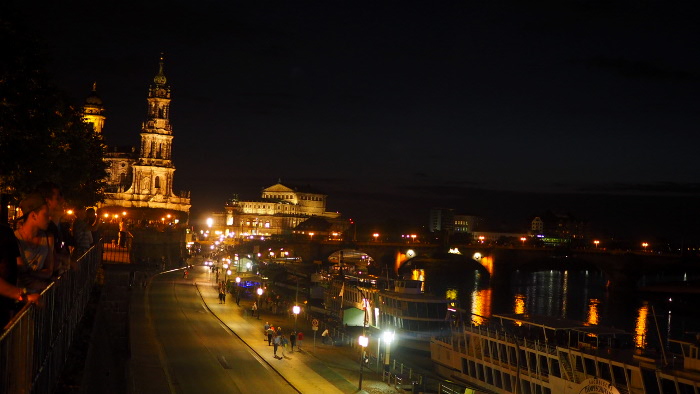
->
[263,321,303,359]
[0,182,99,328]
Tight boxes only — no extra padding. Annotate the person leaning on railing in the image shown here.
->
[0,224,40,329]
[14,192,55,295]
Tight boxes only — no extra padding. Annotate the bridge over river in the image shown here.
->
[238,241,700,290]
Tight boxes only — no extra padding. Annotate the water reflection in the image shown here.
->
[635,303,648,348]
[420,263,699,341]
[471,289,492,325]
[587,299,600,326]
[514,294,526,315]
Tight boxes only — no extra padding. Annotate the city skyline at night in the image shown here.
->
[8,1,700,240]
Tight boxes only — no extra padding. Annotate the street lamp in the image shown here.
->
[293,305,300,330]
[594,240,600,248]
[383,331,395,371]
[235,277,241,305]
[358,335,369,389]
[520,237,526,246]
[478,235,485,244]
[256,287,263,319]
[373,233,379,242]
[642,242,649,252]
[223,262,229,285]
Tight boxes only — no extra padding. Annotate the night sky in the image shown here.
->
[11,1,700,240]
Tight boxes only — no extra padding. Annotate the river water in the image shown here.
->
[422,267,700,349]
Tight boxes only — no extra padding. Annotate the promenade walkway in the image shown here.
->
[129,267,403,394]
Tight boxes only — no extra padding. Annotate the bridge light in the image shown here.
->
[473,252,482,261]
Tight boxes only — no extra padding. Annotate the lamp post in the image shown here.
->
[358,335,369,389]
[520,237,526,246]
[223,262,229,286]
[235,277,241,306]
[383,331,394,372]
[293,305,300,330]
[594,240,600,249]
[642,242,649,252]
[256,287,263,319]
[373,233,379,242]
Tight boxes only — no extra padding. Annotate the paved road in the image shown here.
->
[138,270,297,393]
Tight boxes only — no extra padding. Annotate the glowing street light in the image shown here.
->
[235,277,241,305]
[642,242,649,251]
[293,305,301,330]
[520,237,526,246]
[478,235,485,244]
[373,233,379,242]
[594,240,600,248]
[358,335,369,389]
[383,331,395,371]
[256,288,264,319]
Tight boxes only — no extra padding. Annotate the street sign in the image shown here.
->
[312,319,319,327]
[312,326,318,331]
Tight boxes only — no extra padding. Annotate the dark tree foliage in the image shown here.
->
[0,6,107,213]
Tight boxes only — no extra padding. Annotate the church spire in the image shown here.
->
[153,53,167,86]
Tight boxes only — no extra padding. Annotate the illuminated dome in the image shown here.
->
[85,82,103,105]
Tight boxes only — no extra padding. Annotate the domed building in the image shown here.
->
[83,55,191,222]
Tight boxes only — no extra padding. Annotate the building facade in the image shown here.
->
[84,56,191,219]
[220,183,344,240]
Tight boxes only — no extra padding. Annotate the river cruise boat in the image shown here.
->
[431,313,700,394]
[324,274,451,351]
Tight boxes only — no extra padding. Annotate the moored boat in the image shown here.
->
[431,313,700,393]
[324,274,451,352]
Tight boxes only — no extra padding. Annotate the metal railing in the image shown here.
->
[0,246,101,394]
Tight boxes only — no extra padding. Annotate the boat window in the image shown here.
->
[678,382,696,394]
[503,374,512,391]
[539,355,549,376]
[493,368,502,388]
[584,357,596,375]
[598,361,611,381]
[612,365,626,386]
[484,366,493,385]
[550,358,561,378]
[660,378,676,394]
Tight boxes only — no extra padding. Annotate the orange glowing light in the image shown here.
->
[635,303,649,348]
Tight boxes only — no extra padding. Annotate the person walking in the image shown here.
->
[264,322,270,340]
[252,301,258,318]
[289,331,297,352]
[273,333,281,359]
[280,335,288,357]
[219,286,226,304]
[297,331,304,351]
[267,327,274,345]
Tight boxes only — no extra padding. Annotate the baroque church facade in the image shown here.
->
[83,56,191,219]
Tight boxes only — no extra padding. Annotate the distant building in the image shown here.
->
[429,208,455,234]
[529,211,586,244]
[221,182,346,240]
[454,214,481,234]
[84,56,191,221]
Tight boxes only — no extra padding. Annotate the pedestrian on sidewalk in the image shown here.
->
[281,335,288,357]
[289,331,297,352]
[219,286,226,304]
[267,327,274,345]
[252,301,258,318]
[297,331,304,351]
[264,322,270,340]
[273,333,281,359]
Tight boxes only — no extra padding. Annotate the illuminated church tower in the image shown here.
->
[83,82,105,133]
[99,55,191,216]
